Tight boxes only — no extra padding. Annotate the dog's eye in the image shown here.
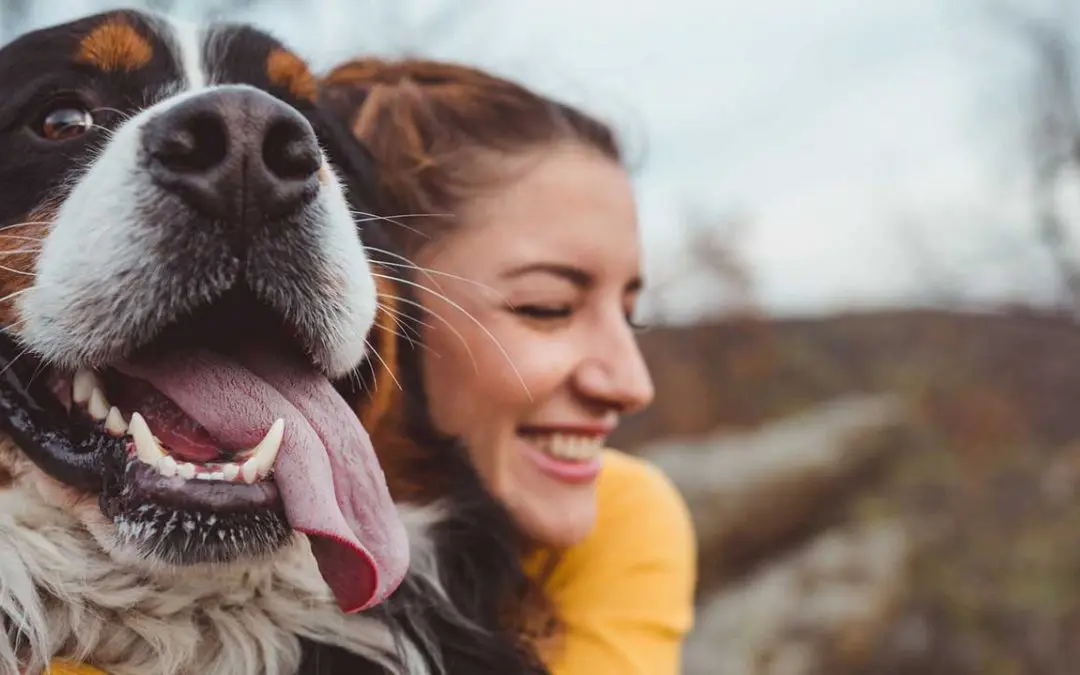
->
[38,106,94,141]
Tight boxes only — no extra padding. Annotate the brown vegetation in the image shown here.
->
[614,308,1080,674]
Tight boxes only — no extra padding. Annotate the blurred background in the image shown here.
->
[5,1,1080,672]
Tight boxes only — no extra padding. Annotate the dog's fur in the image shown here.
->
[0,10,547,675]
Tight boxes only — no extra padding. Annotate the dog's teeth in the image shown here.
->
[241,419,284,484]
[88,388,110,421]
[129,412,166,466]
[72,369,100,406]
[241,459,260,484]
[158,455,178,478]
[105,406,127,435]
[222,464,240,482]
[177,462,196,480]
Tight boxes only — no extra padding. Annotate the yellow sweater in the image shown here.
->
[527,449,697,675]
[48,451,696,675]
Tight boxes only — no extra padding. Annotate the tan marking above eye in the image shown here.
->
[267,48,318,102]
[76,18,153,72]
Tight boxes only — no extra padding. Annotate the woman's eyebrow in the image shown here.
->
[500,262,593,289]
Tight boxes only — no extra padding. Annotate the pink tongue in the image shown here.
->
[118,349,409,613]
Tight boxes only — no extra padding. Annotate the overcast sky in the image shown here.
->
[3,0,1068,321]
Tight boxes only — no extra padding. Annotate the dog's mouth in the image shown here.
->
[57,357,287,514]
[0,288,405,614]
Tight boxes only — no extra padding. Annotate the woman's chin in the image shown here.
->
[499,437,602,548]
[517,493,598,550]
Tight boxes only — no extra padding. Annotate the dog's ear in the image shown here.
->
[302,102,381,220]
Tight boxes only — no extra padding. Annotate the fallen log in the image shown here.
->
[643,394,907,589]
[683,520,911,675]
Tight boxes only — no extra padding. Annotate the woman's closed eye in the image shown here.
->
[511,302,649,334]
[511,303,574,320]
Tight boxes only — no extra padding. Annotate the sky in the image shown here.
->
[1,0,1071,322]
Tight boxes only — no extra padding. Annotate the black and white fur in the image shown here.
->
[0,9,547,675]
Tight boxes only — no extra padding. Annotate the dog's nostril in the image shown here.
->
[263,118,320,181]
[144,87,321,221]
[152,113,228,173]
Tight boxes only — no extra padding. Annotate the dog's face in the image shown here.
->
[0,10,408,614]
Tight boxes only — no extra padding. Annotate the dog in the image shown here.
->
[0,9,547,675]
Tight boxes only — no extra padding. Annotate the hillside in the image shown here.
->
[612,309,1080,674]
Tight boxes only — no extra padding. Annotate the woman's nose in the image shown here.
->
[574,324,655,413]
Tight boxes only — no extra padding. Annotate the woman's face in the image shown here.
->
[413,142,654,549]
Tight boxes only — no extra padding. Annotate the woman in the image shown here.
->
[319,59,697,674]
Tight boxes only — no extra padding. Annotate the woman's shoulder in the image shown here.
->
[537,449,697,643]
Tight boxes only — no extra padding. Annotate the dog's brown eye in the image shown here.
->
[39,107,94,141]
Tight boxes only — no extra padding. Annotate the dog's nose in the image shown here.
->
[142,86,321,220]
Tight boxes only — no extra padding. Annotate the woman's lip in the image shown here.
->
[521,438,603,485]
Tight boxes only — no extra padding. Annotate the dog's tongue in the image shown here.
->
[118,349,409,613]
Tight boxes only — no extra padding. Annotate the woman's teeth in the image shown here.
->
[70,368,283,485]
[530,433,604,461]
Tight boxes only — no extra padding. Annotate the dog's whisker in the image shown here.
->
[375,302,444,359]
[370,255,509,303]
[89,124,118,141]
[375,307,421,347]
[363,336,402,393]
[380,314,439,358]
[348,365,366,397]
[24,356,48,390]
[0,265,35,277]
[90,106,133,121]
[350,210,453,229]
[361,340,379,394]
[0,287,32,305]
[0,343,33,379]
[0,221,50,233]
[377,299,434,333]
[376,291,498,388]
[348,210,446,240]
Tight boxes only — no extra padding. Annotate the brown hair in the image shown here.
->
[318,57,622,258]
[318,58,615,663]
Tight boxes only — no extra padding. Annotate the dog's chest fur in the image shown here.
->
[0,437,430,675]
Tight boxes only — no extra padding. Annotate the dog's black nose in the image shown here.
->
[142,86,321,220]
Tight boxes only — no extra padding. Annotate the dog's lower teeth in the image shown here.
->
[125,412,284,484]
[130,412,167,465]
[158,455,178,478]
[240,419,285,484]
